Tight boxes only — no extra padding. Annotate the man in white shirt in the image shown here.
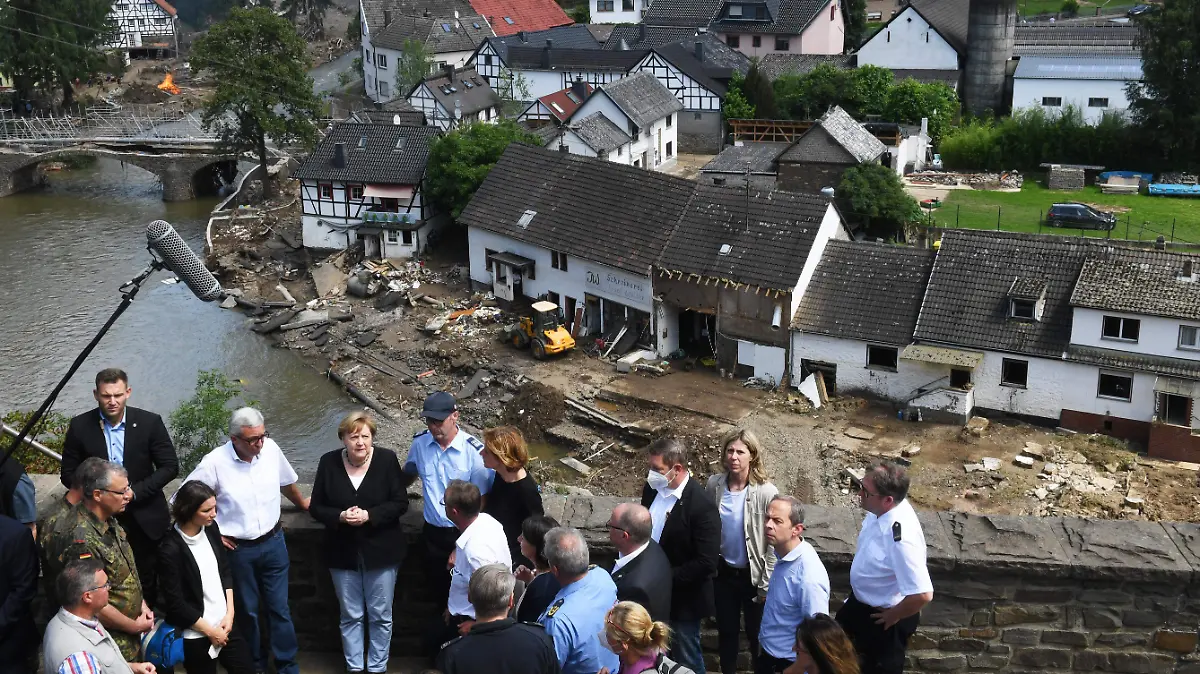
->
[432,479,511,652]
[606,503,672,621]
[757,496,829,674]
[182,407,309,674]
[836,462,934,674]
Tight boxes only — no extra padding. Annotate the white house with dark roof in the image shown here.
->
[293,122,441,259]
[710,0,845,57]
[110,0,178,57]
[565,70,683,170]
[486,43,649,100]
[854,0,962,72]
[776,105,885,193]
[1011,56,1143,124]
[471,25,602,91]
[591,0,652,25]
[557,112,635,162]
[408,65,502,130]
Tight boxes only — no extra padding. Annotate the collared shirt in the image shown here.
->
[447,513,512,618]
[719,486,749,567]
[182,438,298,540]
[849,499,933,609]
[404,429,492,528]
[58,651,104,674]
[648,473,689,543]
[612,541,649,574]
[100,409,127,465]
[538,566,620,674]
[759,539,830,659]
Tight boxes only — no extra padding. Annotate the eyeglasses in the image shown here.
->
[237,431,270,445]
[85,581,111,593]
[851,482,882,498]
[101,486,132,496]
[605,523,627,534]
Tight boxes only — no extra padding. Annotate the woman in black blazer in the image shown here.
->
[309,412,409,674]
[158,480,254,674]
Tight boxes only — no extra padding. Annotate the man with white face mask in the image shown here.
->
[640,438,720,674]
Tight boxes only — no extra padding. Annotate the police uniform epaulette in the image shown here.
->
[466,436,485,451]
[892,521,902,542]
[413,429,430,439]
[440,634,465,650]
[520,620,547,630]
[545,598,565,617]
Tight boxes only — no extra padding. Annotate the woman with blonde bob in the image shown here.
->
[705,429,779,674]
[783,614,860,674]
[480,425,544,567]
[600,601,691,674]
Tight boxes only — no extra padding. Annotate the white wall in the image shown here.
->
[300,179,424,253]
[1012,78,1133,124]
[1059,362,1158,422]
[737,340,787,384]
[856,6,959,71]
[590,0,648,24]
[511,69,572,100]
[790,333,945,399]
[1070,308,1200,362]
[789,203,848,322]
[655,301,680,356]
[970,351,1070,420]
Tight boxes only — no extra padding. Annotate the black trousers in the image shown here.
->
[714,561,763,674]
[755,652,793,674]
[182,632,256,674]
[422,522,460,610]
[835,593,920,674]
[118,514,164,610]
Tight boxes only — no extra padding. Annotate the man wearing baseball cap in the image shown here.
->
[402,392,493,618]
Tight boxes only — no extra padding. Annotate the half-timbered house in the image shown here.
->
[471,24,601,91]
[494,43,648,100]
[293,123,442,260]
[565,70,682,170]
[515,78,593,126]
[633,37,748,151]
[408,65,501,131]
[110,0,178,59]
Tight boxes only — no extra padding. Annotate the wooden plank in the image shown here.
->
[571,306,584,339]
[815,370,829,404]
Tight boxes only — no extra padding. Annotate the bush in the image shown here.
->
[1061,0,1080,16]
[170,370,257,474]
[838,163,922,239]
[0,410,69,474]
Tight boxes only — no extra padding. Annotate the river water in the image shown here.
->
[0,158,354,476]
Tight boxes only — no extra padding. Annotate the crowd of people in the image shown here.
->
[0,368,935,674]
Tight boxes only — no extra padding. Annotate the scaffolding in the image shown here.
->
[0,104,216,143]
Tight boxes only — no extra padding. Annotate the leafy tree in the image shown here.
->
[0,0,120,109]
[884,78,958,141]
[396,38,433,98]
[170,370,258,474]
[347,11,362,44]
[1,410,69,474]
[1127,0,1200,171]
[427,120,541,219]
[837,163,921,240]
[190,7,321,199]
[494,65,533,116]
[1061,0,1080,16]
[723,72,756,123]
[847,65,893,117]
[843,0,869,50]
[173,0,255,28]
[568,4,591,23]
[743,60,778,118]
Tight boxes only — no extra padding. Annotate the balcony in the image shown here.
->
[362,210,416,225]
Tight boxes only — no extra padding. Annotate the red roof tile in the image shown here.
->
[468,0,572,36]
[153,0,177,17]
[538,82,593,121]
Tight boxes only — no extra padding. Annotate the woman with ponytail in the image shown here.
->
[600,601,693,674]
[783,614,860,674]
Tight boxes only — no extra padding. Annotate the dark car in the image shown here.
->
[1128,4,1155,16]
[1045,203,1118,230]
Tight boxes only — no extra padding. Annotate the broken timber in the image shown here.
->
[251,309,301,334]
[327,367,396,421]
[564,397,651,439]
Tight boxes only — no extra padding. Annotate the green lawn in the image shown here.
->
[928,179,1200,245]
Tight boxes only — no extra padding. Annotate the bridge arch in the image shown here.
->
[0,146,239,201]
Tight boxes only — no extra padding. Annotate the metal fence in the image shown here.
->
[0,104,216,142]
[919,202,1197,245]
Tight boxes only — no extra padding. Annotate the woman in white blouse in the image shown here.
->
[158,481,254,674]
[705,429,780,674]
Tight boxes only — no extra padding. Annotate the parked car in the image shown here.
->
[1128,4,1155,17]
[1045,203,1118,230]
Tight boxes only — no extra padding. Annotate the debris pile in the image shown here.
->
[908,171,1024,189]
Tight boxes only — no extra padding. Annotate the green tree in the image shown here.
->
[843,0,869,50]
[884,78,958,141]
[170,370,258,474]
[190,7,321,200]
[0,0,120,108]
[396,38,433,98]
[427,120,541,219]
[1061,0,1080,16]
[347,11,362,44]
[1127,0,1200,170]
[568,5,591,23]
[494,65,533,116]
[743,60,778,118]
[837,163,921,239]
[846,65,894,117]
[723,72,756,124]
[1,410,69,474]
[794,62,846,118]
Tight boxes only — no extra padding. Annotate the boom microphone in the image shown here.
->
[146,220,223,302]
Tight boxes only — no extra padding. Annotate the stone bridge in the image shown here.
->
[0,143,239,201]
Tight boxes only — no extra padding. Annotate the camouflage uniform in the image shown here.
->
[43,505,144,661]
[36,496,79,608]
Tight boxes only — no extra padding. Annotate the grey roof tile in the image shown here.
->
[292,122,438,184]
[907,0,969,55]
[486,24,601,61]
[1014,22,1139,57]
[361,0,477,39]
[1070,248,1200,321]
[650,37,754,94]
[1066,345,1200,379]
[599,70,684,128]
[569,112,632,153]
[793,240,935,344]
[779,126,857,164]
[642,0,726,27]
[1013,55,1143,81]
[701,141,791,173]
[779,106,884,164]
[504,45,648,70]
[710,0,834,35]
[604,25,700,50]
[759,53,853,80]
[414,67,499,115]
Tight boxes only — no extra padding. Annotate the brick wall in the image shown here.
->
[1147,421,1200,463]
[1060,409,1152,446]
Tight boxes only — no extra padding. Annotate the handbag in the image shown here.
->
[141,619,186,669]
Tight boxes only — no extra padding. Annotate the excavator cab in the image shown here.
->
[510,300,576,359]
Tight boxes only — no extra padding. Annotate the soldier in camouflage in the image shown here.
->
[37,458,108,607]
[42,461,153,661]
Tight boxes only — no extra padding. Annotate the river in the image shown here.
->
[0,158,355,476]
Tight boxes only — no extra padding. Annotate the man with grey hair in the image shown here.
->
[539,527,618,674]
[42,559,156,674]
[436,564,560,674]
[182,406,308,674]
[607,503,672,621]
[757,495,829,674]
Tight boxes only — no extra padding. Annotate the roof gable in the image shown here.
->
[906,0,969,55]
[710,0,835,35]
[649,39,751,95]
[537,82,594,121]
[779,126,857,164]
[467,0,573,35]
[598,71,684,128]
[485,24,601,60]
[292,122,438,184]
[410,67,499,114]
[779,106,884,164]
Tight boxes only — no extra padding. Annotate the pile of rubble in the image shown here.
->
[908,171,1024,189]
[1158,172,1199,185]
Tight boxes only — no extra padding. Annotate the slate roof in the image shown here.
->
[779,106,885,164]
[1066,346,1200,380]
[568,112,632,153]
[485,24,601,61]
[710,0,836,35]
[458,144,697,274]
[361,0,476,36]
[505,45,648,70]
[906,0,969,55]
[413,67,499,114]
[293,122,438,184]
[656,185,836,290]
[528,123,563,147]
[914,230,1102,358]
[467,0,573,36]
[701,141,791,173]
[1070,248,1200,321]
[598,71,684,128]
[349,109,427,126]
[1014,22,1140,57]
[372,12,492,54]
[650,38,755,94]
[792,240,935,344]
[605,25,701,50]
[759,53,853,80]
[1013,56,1143,81]
[642,0,726,27]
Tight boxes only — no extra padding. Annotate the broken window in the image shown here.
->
[1102,316,1140,342]
[1001,359,1029,388]
[866,345,898,371]
[1156,392,1191,426]
[950,369,971,389]
[1097,370,1133,401]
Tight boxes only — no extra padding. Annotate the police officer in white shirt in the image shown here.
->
[836,462,934,674]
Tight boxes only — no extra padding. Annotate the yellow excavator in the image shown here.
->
[509,300,575,360]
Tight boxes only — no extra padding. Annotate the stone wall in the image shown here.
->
[1048,167,1086,191]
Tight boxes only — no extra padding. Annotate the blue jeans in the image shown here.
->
[228,529,299,674]
[330,564,399,673]
[671,619,706,674]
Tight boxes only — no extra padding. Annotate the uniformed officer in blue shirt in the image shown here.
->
[401,392,493,614]
[538,527,620,674]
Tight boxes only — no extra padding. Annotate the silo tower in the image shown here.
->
[964,0,1017,116]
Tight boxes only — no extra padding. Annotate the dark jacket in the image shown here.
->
[515,571,561,623]
[640,477,720,621]
[611,539,673,623]
[436,618,560,674]
[309,447,409,569]
[60,407,178,540]
[0,514,38,667]
[157,522,232,632]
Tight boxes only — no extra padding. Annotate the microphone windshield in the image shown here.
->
[145,220,223,302]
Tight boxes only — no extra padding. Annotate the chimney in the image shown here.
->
[1184,259,1194,277]
[518,30,526,42]
[383,9,391,26]
[920,117,929,137]
[442,63,455,82]
[1156,235,1166,250]
[558,144,570,152]
[542,39,553,68]
[638,23,646,43]
[332,143,346,168]
[694,40,704,62]
[571,76,588,101]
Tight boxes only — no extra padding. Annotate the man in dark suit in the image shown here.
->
[0,513,39,674]
[607,503,672,622]
[641,437,720,674]
[60,368,178,608]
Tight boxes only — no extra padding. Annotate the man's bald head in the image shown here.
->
[613,502,653,545]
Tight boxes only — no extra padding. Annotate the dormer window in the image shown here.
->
[728,4,743,17]
[1010,299,1035,320]
[1007,277,1046,322]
